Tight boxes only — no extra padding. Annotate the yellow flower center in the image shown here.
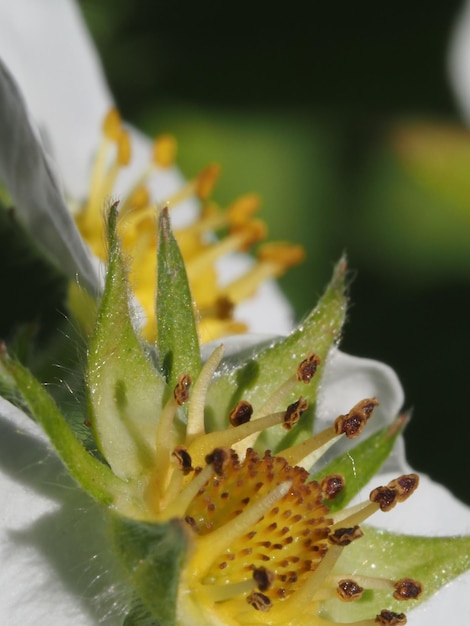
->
[73,108,305,343]
[140,347,421,626]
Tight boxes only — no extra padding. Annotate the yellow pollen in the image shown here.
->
[153,134,177,168]
[258,242,307,272]
[73,109,304,343]
[196,163,221,200]
[227,194,261,226]
[103,107,122,140]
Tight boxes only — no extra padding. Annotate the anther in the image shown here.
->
[174,374,192,405]
[173,446,193,475]
[393,578,423,601]
[337,579,364,601]
[283,397,308,430]
[320,474,346,500]
[246,591,272,612]
[334,398,379,439]
[205,448,237,476]
[227,194,261,226]
[232,220,267,250]
[103,108,122,140]
[388,474,419,502]
[258,242,306,273]
[229,401,254,427]
[253,566,275,592]
[297,353,321,383]
[196,163,221,200]
[153,134,177,168]
[370,486,397,512]
[375,609,407,625]
[329,526,364,546]
[370,474,419,512]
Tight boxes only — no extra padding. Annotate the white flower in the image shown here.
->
[0,0,297,340]
[1,348,469,625]
[0,2,469,624]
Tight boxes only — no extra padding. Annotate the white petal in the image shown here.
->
[316,350,407,471]
[448,0,470,123]
[0,0,112,199]
[0,58,101,295]
[0,398,122,625]
[0,0,199,223]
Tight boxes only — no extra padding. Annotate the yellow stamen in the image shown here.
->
[186,344,225,441]
[186,220,267,280]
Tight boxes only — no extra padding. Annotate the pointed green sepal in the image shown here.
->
[312,414,407,512]
[111,515,189,626]
[206,257,347,451]
[157,207,201,389]
[87,205,166,482]
[0,347,123,505]
[324,526,470,622]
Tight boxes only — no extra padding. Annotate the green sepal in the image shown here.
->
[157,208,201,389]
[312,415,406,512]
[0,347,122,505]
[324,526,470,622]
[110,515,189,626]
[205,257,347,451]
[87,205,166,482]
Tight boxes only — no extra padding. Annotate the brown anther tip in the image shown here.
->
[329,526,364,546]
[334,397,379,439]
[247,591,272,612]
[172,446,193,475]
[0,340,6,354]
[387,474,419,502]
[375,609,407,625]
[215,296,234,320]
[320,474,346,500]
[369,486,398,512]
[283,397,308,430]
[358,397,380,420]
[337,579,364,602]
[253,567,275,592]
[393,578,423,601]
[334,413,366,439]
[229,400,253,427]
[174,374,191,405]
[296,353,321,383]
[205,447,237,476]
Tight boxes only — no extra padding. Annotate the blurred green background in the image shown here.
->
[5,0,470,506]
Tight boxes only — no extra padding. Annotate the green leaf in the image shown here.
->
[312,415,406,512]
[111,515,189,626]
[87,206,166,482]
[324,526,470,622]
[0,347,122,505]
[157,208,201,389]
[205,257,347,451]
